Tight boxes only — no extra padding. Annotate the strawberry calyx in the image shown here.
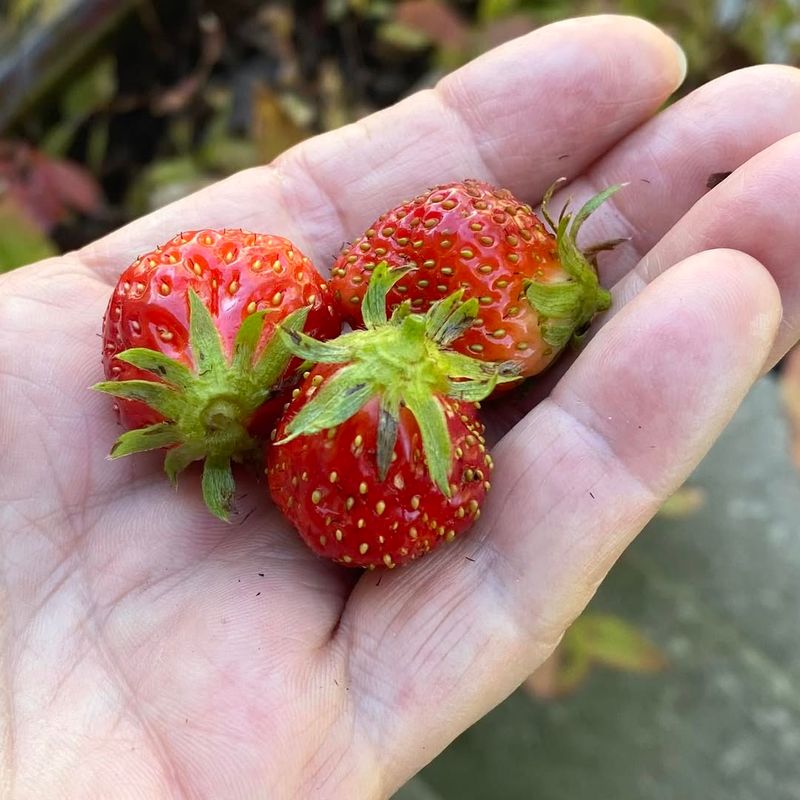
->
[94,289,309,520]
[277,262,518,497]
[524,180,625,350]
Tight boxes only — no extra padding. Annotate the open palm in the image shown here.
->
[3,15,800,800]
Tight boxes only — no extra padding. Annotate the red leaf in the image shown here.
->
[394,0,469,50]
[0,140,102,231]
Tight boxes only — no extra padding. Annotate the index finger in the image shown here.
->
[77,15,685,281]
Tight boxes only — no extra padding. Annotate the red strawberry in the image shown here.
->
[267,262,514,568]
[95,229,341,519]
[269,371,490,568]
[330,179,623,378]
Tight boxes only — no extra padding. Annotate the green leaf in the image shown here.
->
[658,485,707,519]
[93,380,184,420]
[116,348,193,390]
[551,643,593,697]
[564,613,666,674]
[164,443,203,485]
[377,401,399,481]
[0,199,56,272]
[404,389,452,496]
[201,455,235,522]
[280,364,374,442]
[187,289,227,379]
[109,423,181,458]
[41,56,116,156]
[362,261,412,328]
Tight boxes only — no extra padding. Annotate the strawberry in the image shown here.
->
[267,262,514,568]
[95,229,341,520]
[330,179,623,378]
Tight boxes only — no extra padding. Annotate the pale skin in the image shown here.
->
[2,13,800,799]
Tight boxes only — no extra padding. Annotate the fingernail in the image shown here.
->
[671,38,688,89]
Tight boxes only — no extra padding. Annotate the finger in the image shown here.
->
[548,64,800,282]
[338,249,781,792]
[622,132,800,368]
[77,15,685,281]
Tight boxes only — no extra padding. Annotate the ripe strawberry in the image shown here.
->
[267,262,514,568]
[330,179,623,378]
[95,229,341,520]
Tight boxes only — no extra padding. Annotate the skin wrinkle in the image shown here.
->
[79,544,194,800]
[0,565,16,800]
[482,423,635,638]
[431,83,500,188]
[266,157,347,273]
[544,393,663,500]
[88,621,191,798]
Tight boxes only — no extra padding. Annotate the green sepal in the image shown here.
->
[279,325,355,364]
[116,349,193,391]
[109,423,182,458]
[251,306,310,389]
[97,286,321,520]
[425,289,465,342]
[525,181,625,350]
[362,262,412,328]
[188,289,227,378]
[231,310,268,375]
[571,183,627,234]
[537,319,575,351]
[164,443,204,485]
[426,294,479,347]
[389,300,413,325]
[274,274,512,498]
[280,364,375,442]
[202,455,235,521]
[93,379,185,420]
[404,388,452,497]
[441,351,520,382]
[447,373,499,402]
[376,399,400,481]
[525,280,583,319]
[595,286,612,313]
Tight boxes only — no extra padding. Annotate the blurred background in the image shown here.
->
[2,1,799,798]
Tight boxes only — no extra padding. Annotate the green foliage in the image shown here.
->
[0,200,56,272]
[41,57,116,158]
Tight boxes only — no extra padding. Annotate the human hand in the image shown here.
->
[2,14,799,799]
